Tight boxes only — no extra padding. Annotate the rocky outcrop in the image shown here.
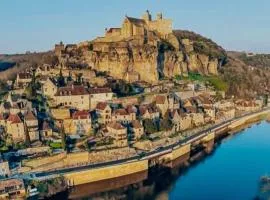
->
[79,30,226,83]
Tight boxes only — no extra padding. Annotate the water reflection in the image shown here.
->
[61,122,269,200]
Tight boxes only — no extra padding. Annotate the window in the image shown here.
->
[81,96,84,99]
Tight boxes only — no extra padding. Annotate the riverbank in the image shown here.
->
[24,108,270,198]
[71,120,270,199]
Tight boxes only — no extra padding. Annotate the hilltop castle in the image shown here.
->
[98,10,172,42]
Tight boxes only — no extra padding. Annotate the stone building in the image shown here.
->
[0,179,26,199]
[89,87,114,110]
[40,121,53,140]
[104,11,172,41]
[24,111,39,142]
[111,108,136,125]
[63,110,91,135]
[0,161,10,178]
[42,78,58,98]
[15,72,32,88]
[54,85,90,110]
[6,114,25,142]
[129,120,144,140]
[170,109,192,132]
[96,102,112,124]
[107,122,128,147]
[139,104,160,120]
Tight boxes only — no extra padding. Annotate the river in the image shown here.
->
[58,121,270,200]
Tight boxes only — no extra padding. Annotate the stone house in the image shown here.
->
[155,95,168,116]
[216,108,236,122]
[42,78,58,98]
[190,112,205,127]
[138,104,160,120]
[106,122,128,147]
[111,107,136,125]
[40,121,53,141]
[6,114,25,142]
[170,109,192,132]
[54,85,90,110]
[129,120,144,140]
[235,100,261,112]
[24,111,39,142]
[203,106,216,121]
[15,72,32,88]
[70,110,91,135]
[0,179,26,199]
[89,87,114,110]
[0,161,10,177]
[96,102,112,124]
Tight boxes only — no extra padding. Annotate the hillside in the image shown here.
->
[0,52,53,81]
[219,52,270,97]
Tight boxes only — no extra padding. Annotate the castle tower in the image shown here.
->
[142,10,152,22]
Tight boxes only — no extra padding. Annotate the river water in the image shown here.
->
[65,121,270,200]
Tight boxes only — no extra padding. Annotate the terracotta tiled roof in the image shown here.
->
[72,110,90,120]
[18,72,31,79]
[96,102,109,110]
[55,85,89,96]
[0,179,24,191]
[156,95,166,104]
[41,121,50,130]
[126,105,137,114]
[107,122,125,130]
[7,114,22,124]
[88,87,112,94]
[139,104,158,115]
[131,120,143,129]
[24,111,37,121]
[113,109,128,116]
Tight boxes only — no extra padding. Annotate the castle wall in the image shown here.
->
[148,19,172,36]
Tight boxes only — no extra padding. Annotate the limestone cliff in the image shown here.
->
[78,30,227,83]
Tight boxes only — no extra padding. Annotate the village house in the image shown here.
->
[0,161,10,178]
[235,100,261,113]
[0,179,26,199]
[170,109,192,132]
[190,112,205,127]
[24,111,39,142]
[138,104,160,120]
[203,106,216,121]
[216,107,236,122]
[15,72,32,88]
[89,87,114,110]
[155,95,168,116]
[96,102,112,124]
[106,122,128,147]
[69,110,92,135]
[42,78,58,98]
[129,120,144,140]
[6,114,25,142]
[111,107,136,125]
[40,121,53,141]
[54,85,90,110]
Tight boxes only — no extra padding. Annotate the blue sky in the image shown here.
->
[1,0,270,54]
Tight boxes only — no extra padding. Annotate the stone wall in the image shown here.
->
[64,160,148,185]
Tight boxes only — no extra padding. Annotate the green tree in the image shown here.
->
[143,119,158,134]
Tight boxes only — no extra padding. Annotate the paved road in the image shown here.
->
[34,108,270,178]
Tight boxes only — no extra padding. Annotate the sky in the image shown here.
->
[1,0,270,54]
